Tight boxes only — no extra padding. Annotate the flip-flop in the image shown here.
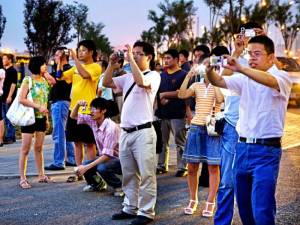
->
[19,179,32,189]
[38,176,53,183]
[66,175,83,183]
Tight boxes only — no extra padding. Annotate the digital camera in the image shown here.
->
[210,56,227,67]
[244,29,256,38]
[63,49,69,56]
[116,50,125,59]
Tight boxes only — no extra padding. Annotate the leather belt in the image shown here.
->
[239,137,281,148]
[122,122,152,133]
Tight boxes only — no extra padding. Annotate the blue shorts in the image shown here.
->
[183,124,221,165]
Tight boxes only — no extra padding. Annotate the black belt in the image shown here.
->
[122,122,152,133]
[239,137,281,147]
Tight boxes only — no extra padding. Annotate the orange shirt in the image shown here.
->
[189,82,221,125]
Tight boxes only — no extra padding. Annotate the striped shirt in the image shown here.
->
[189,82,221,125]
[77,115,120,158]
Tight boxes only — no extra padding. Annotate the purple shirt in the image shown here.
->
[77,115,120,158]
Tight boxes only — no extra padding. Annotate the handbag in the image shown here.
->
[6,76,35,126]
[206,99,222,136]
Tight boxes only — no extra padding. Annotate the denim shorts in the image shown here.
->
[183,124,221,165]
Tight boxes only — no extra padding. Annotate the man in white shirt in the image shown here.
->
[207,35,292,225]
[103,41,160,225]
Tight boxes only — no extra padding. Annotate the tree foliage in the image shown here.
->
[68,1,88,44]
[81,22,112,56]
[141,0,196,51]
[271,0,300,53]
[0,4,6,46]
[23,0,75,61]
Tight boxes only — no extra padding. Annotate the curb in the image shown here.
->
[0,171,75,180]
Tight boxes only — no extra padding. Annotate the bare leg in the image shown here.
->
[187,163,200,201]
[74,142,84,165]
[206,165,220,210]
[86,143,96,161]
[19,133,33,181]
[33,132,46,178]
[0,120,4,144]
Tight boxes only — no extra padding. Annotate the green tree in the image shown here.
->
[203,0,227,29]
[271,0,300,55]
[24,0,75,60]
[243,0,273,26]
[68,1,88,44]
[157,0,197,47]
[82,22,112,56]
[0,5,6,46]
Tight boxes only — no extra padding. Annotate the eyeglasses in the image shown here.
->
[132,52,145,57]
[245,50,268,58]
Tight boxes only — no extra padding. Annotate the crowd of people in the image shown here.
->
[0,21,292,225]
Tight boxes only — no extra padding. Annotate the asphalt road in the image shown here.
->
[0,147,299,225]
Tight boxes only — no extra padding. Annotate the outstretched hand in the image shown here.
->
[222,56,243,72]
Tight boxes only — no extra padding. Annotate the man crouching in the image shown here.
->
[70,97,123,197]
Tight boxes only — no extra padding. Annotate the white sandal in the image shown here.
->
[202,201,215,217]
[184,199,198,215]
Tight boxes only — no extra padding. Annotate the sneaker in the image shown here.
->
[113,188,124,197]
[44,164,65,170]
[175,169,188,177]
[156,166,168,175]
[65,161,77,167]
[82,185,94,192]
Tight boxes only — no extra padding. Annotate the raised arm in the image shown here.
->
[102,54,120,89]
[223,56,279,90]
[126,44,151,89]
[69,49,93,79]
[178,66,197,99]
[70,100,87,119]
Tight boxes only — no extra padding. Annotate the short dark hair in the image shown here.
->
[248,35,275,55]
[133,41,155,70]
[28,56,46,74]
[164,49,179,59]
[2,53,14,63]
[77,40,97,62]
[0,57,3,69]
[239,21,263,33]
[193,45,210,56]
[90,97,119,118]
[211,46,230,56]
[55,46,69,61]
[118,58,124,68]
[179,49,189,59]
[100,60,108,70]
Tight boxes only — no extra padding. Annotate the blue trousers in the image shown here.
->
[214,121,238,225]
[51,101,75,167]
[2,103,16,141]
[233,142,281,225]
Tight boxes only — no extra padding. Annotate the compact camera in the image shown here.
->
[210,56,227,67]
[63,49,69,56]
[240,27,256,38]
[115,50,125,59]
[244,29,256,37]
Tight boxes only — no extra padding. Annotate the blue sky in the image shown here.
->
[0,0,212,52]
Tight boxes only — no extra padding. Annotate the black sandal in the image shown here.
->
[66,175,83,183]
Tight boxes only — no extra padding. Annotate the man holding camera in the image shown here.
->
[60,40,101,182]
[45,47,76,171]
[103,41,160,225]
[214,22,264,225]
[207,35,292,225]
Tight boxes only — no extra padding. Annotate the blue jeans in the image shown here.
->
[214,121,238,225]
[84,158,122,188]
[51,101,75,167]
[233,142,281,225]
[2,103,16,141]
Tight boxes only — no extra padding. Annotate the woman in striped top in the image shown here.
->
[178,63,223,217]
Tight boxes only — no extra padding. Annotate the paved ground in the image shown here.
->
[0,108,299,224]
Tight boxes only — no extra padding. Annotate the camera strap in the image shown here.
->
[123,71,150,103]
